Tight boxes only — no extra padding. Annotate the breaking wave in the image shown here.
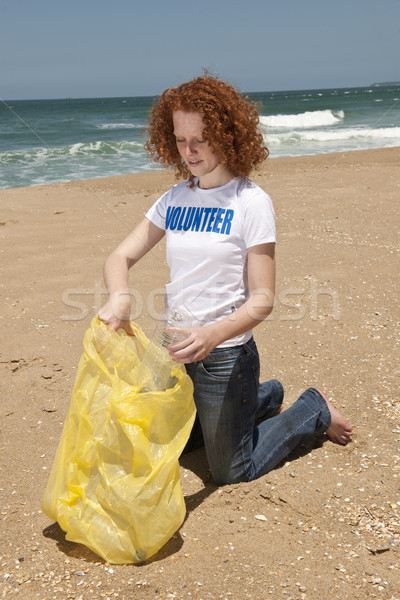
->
[260,110,344,129]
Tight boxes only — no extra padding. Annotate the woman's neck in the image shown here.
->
[197,164,234,189]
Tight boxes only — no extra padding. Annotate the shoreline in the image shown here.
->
[1,145,399,193]
[1,145,399,599]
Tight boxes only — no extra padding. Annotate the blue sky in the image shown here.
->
[1,0,399,99]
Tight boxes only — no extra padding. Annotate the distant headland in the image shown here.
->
[370,81,400,87]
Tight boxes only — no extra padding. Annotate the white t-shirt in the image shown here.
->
[145,177,276,347]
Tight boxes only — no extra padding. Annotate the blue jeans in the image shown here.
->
[184,337,331,486]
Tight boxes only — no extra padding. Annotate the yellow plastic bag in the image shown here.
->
[42,317,196,564]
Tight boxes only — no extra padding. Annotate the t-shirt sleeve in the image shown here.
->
[242,189,276,248]
[145,189,169,230]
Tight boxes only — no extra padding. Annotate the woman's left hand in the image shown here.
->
[167,325,219,364]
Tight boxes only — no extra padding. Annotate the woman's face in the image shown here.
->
[172,110,231,189]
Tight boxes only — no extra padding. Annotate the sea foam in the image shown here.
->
[260,110,344,129]
[95,122,142,129]
[266,126,400,145]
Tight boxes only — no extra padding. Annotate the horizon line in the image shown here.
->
[4,82,400,103]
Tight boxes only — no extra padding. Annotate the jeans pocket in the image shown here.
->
[200,350,243,382]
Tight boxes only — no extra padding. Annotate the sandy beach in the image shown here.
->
[1,147,399,599]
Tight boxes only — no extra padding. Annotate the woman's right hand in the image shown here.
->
[98,292,134,336]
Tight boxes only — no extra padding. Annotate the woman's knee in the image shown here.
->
[210,463,250,486]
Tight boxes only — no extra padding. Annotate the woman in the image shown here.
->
[98,75,352,485]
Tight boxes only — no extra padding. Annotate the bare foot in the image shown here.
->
[316,388,353,445]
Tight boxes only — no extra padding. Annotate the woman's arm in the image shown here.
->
[98,218,165,333]
[168,242,275,362]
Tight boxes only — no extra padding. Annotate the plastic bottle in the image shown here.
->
[137,307,191,392]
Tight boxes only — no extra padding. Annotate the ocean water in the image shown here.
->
[1,85,399,190]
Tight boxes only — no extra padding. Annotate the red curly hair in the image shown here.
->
[145,75,268,185]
